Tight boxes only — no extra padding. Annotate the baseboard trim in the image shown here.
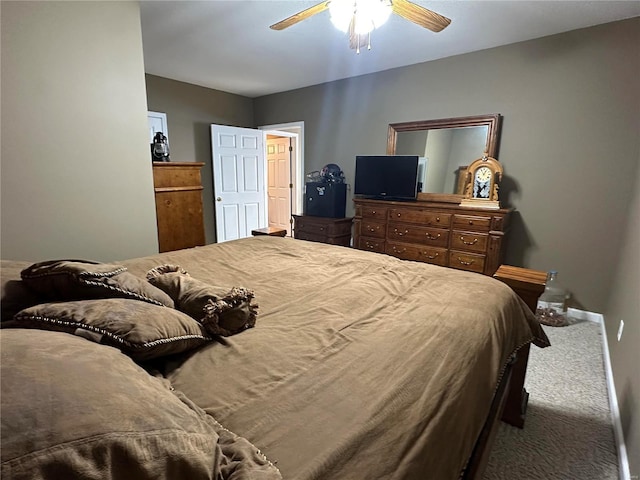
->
[568,308,631,480]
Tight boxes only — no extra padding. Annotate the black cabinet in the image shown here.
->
[304,182,347,218]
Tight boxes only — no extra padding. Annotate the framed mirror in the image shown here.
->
[387,114,502,202]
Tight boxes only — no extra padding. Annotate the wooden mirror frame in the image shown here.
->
[387,113,502,203]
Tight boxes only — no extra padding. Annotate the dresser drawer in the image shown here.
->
[387,222,449,248]
[153,164,203,189]
[386,242,448,266]
[360,220,386,239]
[295,218,352,236]
[361,205,388,220]
[452,215,491,231]
[450,230,489,254]
[324,235,351,246]
[449,251,486,274]
[296,231,350,246]
[295,221,328,236]
[358,236,386,253]
[388,209,451,227]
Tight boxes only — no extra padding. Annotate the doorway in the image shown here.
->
[260,121,304,236]
[210,122,304,242]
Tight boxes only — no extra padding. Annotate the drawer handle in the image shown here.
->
[426,232,441,240]
[372,210,376,214]
[420,252,439,260]
[320,227,324,231]
[460,236,478,246]
[457,257,475,266]
[367,225,378,232]
[366,242,376,249]
[394,228,409,237]
[396,213,402,217]
[436,216,440,222]
[392,246,406,254]
[468,220,474,225]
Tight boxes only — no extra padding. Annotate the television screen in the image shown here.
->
[354,155,419,200]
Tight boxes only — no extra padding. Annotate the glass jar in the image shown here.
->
[535,270,569,326]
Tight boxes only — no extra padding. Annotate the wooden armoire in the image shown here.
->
[152,162,206,253]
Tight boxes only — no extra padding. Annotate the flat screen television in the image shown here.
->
[354,155,419,201]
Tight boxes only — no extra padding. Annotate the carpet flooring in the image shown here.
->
[483,320,620,479]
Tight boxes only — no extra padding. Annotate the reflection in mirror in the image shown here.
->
[395,125,488,195]
[387,114,502,202]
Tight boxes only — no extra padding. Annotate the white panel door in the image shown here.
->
[266,136,293,236]
[211,124,266,243]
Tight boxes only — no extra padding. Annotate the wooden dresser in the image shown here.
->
[353,198,511,276]
[152,162,205,253]
[293,215,353,246]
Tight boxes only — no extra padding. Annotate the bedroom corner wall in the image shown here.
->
[144,74,254,244]
[605,162,640,478]
[1,1,158,262]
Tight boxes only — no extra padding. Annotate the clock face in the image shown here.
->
[473,166,492,199]
[476,166,492,182]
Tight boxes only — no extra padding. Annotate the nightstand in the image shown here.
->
[292,215,352,246]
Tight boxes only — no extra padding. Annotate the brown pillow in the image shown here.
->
[0,329,282,480]
[20,259,174,307]
[12,298,211,361]
[147,265,258,337]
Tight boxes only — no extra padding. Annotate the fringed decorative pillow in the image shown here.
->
[147,265,258,337]
[12,298,211,361]
[20,259,174,307]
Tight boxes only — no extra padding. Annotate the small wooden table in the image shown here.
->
[251,227,287,237]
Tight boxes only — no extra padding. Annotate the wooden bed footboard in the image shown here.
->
[462,265,546,479]
[493,265,547,428]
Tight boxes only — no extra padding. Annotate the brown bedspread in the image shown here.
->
[120,237,548,480]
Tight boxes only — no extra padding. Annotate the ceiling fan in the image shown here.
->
[270,0,451,52]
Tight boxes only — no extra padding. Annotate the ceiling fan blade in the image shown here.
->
[270,1,330,30]
[391,0,451,32]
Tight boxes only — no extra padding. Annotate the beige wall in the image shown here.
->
[605,164,640,476]
[253,19,639,471]
[1,1,158,262]
[145,74,254,243]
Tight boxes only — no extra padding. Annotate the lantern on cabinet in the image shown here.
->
[151,132,170,162]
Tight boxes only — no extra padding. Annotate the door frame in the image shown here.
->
[259,121,304,216]
[264,132,297,236]
[147,111,168,142]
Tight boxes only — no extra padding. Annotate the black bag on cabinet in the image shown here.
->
[304,182,346,218]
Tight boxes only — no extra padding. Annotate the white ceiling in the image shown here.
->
[140,1,640,98]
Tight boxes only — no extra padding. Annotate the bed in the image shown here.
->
[0,236,549,480]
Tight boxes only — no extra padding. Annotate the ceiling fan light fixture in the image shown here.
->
[329,0,392,35]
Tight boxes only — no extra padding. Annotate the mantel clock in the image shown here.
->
[460,154,503,209]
